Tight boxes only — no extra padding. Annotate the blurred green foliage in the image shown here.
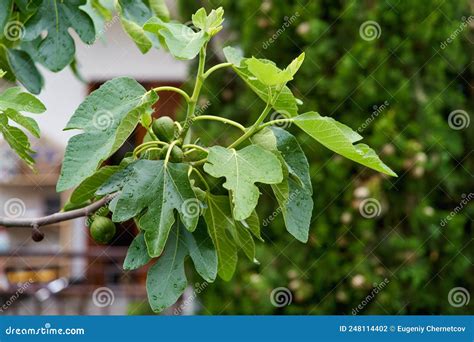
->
[179,0,473,314]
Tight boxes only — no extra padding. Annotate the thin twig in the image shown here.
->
[0,194,117,228]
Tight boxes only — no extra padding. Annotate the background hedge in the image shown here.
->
[178,0,473,314]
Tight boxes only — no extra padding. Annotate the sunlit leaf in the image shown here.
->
[295,112,397,176]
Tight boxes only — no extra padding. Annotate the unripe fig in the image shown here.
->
[90,216,116,244]
[152,116,175,142]
[170,146,184,163]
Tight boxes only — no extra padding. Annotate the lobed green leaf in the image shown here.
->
[144,17,208,60]
[97,160,199,258]
[23,0,96,72]
[223,46,300,117]
[204,145,283,221]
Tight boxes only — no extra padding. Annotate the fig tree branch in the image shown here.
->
[0,194,116,228]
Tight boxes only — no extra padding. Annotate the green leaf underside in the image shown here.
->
[23,0,95,72]
[223,46,299,117]
[240,210,263,242]
[149,0,170,21]
[0,87,45,166]
[0,123,35,165]
[233,220,256,261]
[204,145,284,221]
[69,165,121,204]
[253,127,313,242]
[124,232,151,270]
[146,221,217,312]
[96,160,199,258]
[0,0,13,34]
[203,193,238,281]
[0,87,46,113]
[295,112,397,176]
[144,17,208,60]
[57,77,158,192]
[7,49,43,95]
[79,0,107,42]
[146,222,188,312]
[183,218,218,282]
[5,109,40,137]
[118,0,157,54]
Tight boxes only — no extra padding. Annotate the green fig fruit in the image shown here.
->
[152,116,175,142]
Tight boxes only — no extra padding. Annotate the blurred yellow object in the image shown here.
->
[34,269,58,283]
[7,270,34,284]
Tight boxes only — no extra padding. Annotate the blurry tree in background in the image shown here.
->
[179,0,473,314]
